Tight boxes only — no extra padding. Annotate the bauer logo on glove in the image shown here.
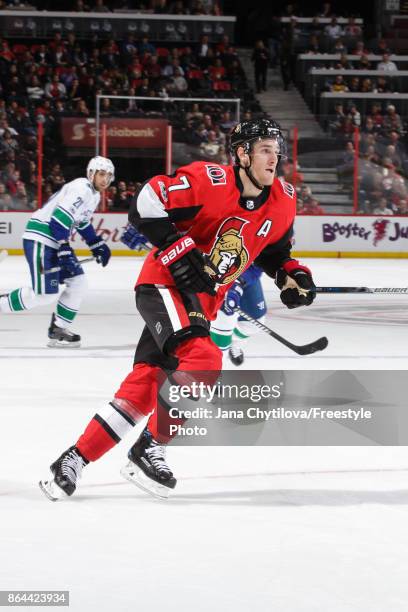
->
[276,259,316,309]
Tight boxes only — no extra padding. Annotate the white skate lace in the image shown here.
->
[61,450,84,484]
[229,345,243,358]
[146,442,172,475]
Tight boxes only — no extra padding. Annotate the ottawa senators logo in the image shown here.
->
[206,217,249,285]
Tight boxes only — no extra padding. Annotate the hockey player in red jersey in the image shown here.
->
[39,118,317,501]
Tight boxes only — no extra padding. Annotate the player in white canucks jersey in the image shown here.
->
[0,156,114,347]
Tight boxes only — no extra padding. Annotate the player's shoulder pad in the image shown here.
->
[277,176,295,199]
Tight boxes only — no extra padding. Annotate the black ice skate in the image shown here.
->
[228,345,244,366]
[47,313,81,348]
[39,445,88,501]
[121,428,176,499]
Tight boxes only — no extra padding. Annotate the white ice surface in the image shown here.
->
[1,256,408,612]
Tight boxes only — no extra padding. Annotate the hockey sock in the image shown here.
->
[234,316,265,343]
[54,275,86,328]
[77,363,162,461]
[0,287,55,313]
[76,398,147,462]
[210,328,232,351]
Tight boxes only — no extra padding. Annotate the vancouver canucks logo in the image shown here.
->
[206,217,249,285]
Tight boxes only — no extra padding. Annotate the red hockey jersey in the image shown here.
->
[133,161,296,319]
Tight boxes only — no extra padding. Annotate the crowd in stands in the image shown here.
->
[0,26,255,210]
[256,2,408,215]
[1,1,408,216]
[0,0,225,14]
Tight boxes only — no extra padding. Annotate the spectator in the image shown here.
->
[297,185,325,214]
[337,140,355,178]
[0,191,13,211]
[167,67,188,94]
[139,36,156,57]
[374,75,392,93]
[324,17,343,41]
[307,34,323,54]
[44,75,67,100]
[348,104,361,127]
[368,103,384,129]
[361,116,380,138]
[372,197,394,215]
[360,77,374,93]
[251,40,269,93]
[381,159,407,204]
[27,76,45,101]
[356,53,372,70]
[219,110,235,133]
[348,76,360,93]
[332,38,347,55]
[377,52,398,72]
[34,44,52,66]
[329,102,346,134]
[372,38,392,55]
[92,0,110,11]
[352,40,369,57]
[199,130,222,158]
[330,74,348,93]
[75,98,90,117]
[0,119,18,138]
[385,144,403,171]
[344,16,362,38]
[319,2,333,18]
[335,53,353,70]
[383,105,403,135]
[0,129,19,155]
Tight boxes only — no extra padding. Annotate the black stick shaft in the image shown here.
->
[235,308,328,355]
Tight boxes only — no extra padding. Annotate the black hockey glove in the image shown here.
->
[275,259,316,309]
[88,238,111,267]
[57,242,80,277]
[156,234,216,295]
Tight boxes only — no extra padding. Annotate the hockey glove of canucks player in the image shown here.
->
[57,242,80,277]
[88,237,111,267]
[221,280,244,316]
[156,234,216,295]
[275,259,316,309]
[120,224,151,251]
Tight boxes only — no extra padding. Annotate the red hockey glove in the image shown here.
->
[156,235,216,295]
[275,259,316,309]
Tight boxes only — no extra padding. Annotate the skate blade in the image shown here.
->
[47,339,81,348]
[38,478,67,501]
[120,463,171,500]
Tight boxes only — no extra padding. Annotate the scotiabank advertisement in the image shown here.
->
[1,213,407,254]
[61,118,168,148]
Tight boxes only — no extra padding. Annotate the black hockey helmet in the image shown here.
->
[230,118,287,162]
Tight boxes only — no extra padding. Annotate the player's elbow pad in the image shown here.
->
[49,218,70,242]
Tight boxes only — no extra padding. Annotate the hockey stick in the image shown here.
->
[315,286,408,294]
[0,249,8,264]
[235,307,328,356]
[44,257,95,275]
